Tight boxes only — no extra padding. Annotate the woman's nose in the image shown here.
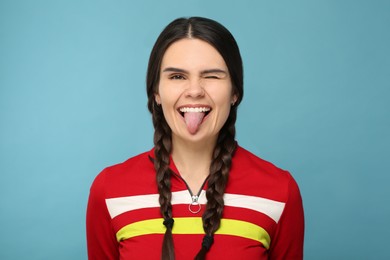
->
[185,79,205,98]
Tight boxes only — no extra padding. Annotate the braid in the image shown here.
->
[152,102,175,260]
[195,112,238,260]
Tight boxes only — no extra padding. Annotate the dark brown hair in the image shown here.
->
[146,17,243,260]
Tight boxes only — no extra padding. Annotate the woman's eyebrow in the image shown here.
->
[201,69,227,75]
[162,67,227,75]
[162,67,188,73]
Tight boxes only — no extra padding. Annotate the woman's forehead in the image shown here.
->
[160,38,227,72]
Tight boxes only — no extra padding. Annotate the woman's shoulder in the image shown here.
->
[90,149,156,197]
[233,146,290,176]
[103,149,154,175]
[230,146,296,200]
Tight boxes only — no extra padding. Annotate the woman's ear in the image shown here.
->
[231,94,238,106]
[155,93,161,105]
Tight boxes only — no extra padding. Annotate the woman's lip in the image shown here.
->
[177,104,212,109]
[177,105,212,115]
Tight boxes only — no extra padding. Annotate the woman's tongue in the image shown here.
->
[184,112,205,134]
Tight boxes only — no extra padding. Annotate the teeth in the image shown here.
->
[179,107,211,113]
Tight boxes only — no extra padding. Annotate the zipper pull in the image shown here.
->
[192,195,199,203]
[189,195,201,214]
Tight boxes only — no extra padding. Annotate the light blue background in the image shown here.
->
[1,0,389,259]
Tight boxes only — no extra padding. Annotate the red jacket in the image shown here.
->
[86,146,304,259]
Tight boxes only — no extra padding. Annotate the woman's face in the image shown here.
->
[155,38,237,144]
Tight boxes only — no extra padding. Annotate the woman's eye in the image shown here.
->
[170,74,185,80]
[205,75,219,79]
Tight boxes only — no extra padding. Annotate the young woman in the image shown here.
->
[87,17,304,260]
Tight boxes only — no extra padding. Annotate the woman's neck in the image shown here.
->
[171,136,216,193]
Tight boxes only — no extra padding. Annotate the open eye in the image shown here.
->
[169,74,186,80]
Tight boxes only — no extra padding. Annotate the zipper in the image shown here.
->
[148,155,209,214]
[173,172,209,214]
